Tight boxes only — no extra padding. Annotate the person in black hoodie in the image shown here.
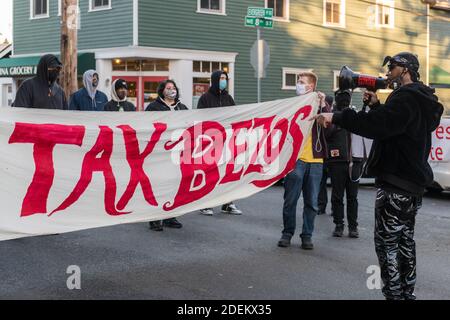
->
[197,70,242,216]
[145,80,187,231]
[13,54,67,109]
[104,79,136,112]
[314,52,444,300]
[325,100,365,238]
[197,70,236,109]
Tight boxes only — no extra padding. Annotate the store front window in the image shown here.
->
[143,80,160,108]
[113,59,170,72]
[111,58,169,111]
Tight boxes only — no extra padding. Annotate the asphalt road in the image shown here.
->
[1,185,449,300]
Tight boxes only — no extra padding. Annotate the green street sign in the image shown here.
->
[245,16,274,29]
[247,7,273,19]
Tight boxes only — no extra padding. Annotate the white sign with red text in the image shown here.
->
[430,117,450,162]
[0,95,318,241]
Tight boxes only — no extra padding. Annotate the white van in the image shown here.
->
[429,116,450,192]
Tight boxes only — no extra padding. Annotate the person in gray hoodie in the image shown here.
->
[69,70,108,111]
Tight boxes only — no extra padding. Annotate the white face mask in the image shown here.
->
[296,83,310,96]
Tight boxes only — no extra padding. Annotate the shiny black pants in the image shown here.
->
[374,188,421,300]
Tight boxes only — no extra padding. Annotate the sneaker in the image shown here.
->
[221,203,242,215]
[163,218,183,229]
[348,227,359,238]
[301,238,314,250]
[149,220,163,231]
[333,224,344,237]
[200,208,214,216]
[277,237,291,248]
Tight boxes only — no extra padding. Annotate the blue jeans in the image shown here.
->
[282,160,323,240]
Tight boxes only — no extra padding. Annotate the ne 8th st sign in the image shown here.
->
[245,7,274,29]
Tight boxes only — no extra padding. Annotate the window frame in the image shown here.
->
[89,0,112,13]
[197,0,227,16]
[265,0,290,22]
[323,0,346,28]
[282,68,313,90]
[30,0,50,20]
[375,0,395,29]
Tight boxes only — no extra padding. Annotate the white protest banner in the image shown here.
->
[0,94,319,241]
[430,117,450,162]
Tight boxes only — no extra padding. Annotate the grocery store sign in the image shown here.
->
[0,65,37,77]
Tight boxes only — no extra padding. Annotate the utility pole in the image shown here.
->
[60,0,78,100]
[422,0,435,85]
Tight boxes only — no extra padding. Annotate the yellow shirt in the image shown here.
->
[299,134,323,163]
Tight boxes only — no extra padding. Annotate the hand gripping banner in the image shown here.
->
[0,95,319,241]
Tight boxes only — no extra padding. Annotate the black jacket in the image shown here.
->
[145,97,188,111]
[197,70,235,108]
[326,107,363,163]
[13,54,68,109]
[333,82,444,195]
[104,100,136,112]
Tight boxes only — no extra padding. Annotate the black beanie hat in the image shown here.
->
[115,79,128,91]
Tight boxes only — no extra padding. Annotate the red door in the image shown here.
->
[112,76,168,111]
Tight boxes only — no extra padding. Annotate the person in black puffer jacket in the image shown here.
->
[197,70,242,216]
[146,80,188,112]
[146,80,187,231]
[314,52,444,300]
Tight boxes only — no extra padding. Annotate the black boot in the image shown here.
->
[348,226,359,238]
[301,237,314,250]
[277,236,291,248]
[333,224,344,237]
[163,218,183,229]
[149,220,163,231]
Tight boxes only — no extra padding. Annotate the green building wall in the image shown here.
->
[13,0,134,55]
[13,0,448,109]
[430,7,450,114]
[139,0,428,105]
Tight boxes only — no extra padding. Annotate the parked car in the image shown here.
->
[429,161,450,192]
[428,116,450,193]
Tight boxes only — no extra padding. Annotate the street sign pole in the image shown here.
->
[246,7,273,103]
[257,26,261,103]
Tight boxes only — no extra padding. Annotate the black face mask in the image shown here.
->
[48,70,60,83]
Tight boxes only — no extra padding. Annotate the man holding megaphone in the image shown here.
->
[312,52,444,300]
